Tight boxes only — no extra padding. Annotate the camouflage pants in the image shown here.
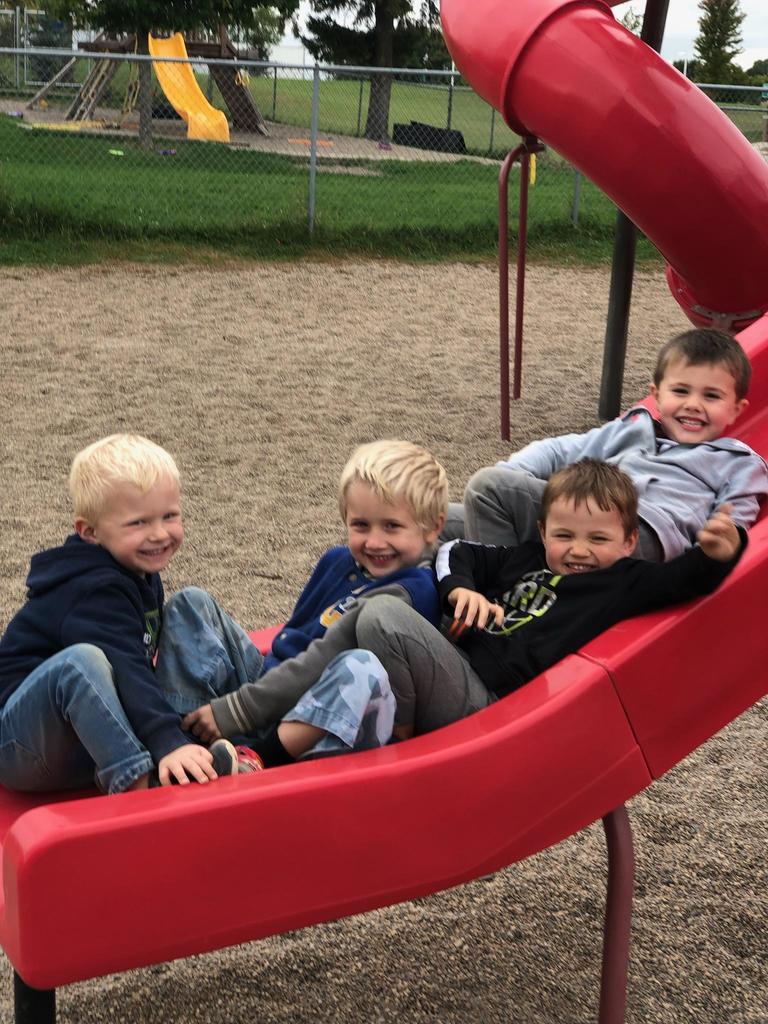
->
[287,649,395,758]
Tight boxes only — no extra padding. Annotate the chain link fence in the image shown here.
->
[0,30,765,259]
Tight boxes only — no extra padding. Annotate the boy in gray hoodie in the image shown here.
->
[446,328,767,560]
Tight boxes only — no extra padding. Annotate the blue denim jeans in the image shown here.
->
[154,586,265,715]
[0,643,154,795]
[157,588,394,757]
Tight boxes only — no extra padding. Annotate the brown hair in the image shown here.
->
[539,459,639,540]
[653,328,751,399]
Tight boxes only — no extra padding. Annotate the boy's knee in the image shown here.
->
[64,643,112,676]
[164,586,210,614]
[344,648,387,679]
[59,644,116,694]
[358,595,418,642]
[465,465,522,502]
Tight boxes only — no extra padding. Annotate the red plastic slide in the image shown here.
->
[441,0,768,331]
[1,1,767,1010]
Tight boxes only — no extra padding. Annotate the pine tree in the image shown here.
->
[298,1,447,141]
[692,0,745,83]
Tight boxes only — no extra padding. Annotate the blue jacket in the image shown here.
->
[265,545,440,671]
[0,535,188,761]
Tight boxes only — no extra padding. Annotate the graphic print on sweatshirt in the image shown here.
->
[144,608,161,657]
[485,570,563,635]
[319,589,366,629]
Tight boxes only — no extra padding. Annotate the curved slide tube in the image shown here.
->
[441,0,768,331]
[148,33,230,144]
[1,0,767,1006]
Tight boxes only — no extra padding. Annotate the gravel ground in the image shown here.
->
[0,259,764,1023]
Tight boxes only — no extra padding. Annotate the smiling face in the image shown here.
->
[539,496,637,575]
[651,357,747,444]
[75,475,184,576]
[344,480,440,578]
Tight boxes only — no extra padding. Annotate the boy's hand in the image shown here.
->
[158,743,217,786]
[697,503,740,562]
[447,587,505,639]
[182,704,222,743]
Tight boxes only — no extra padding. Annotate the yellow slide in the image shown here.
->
[148,33,230,143]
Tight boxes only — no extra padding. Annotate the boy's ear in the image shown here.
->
[624,529,639,556]
[424,513,446,546]
[74,517,98,544]
[537,519,546,543]
[731,397,749,423]
[649,382,659,400]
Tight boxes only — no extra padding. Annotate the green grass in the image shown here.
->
[241,74,523,158]
[0,113,664,266]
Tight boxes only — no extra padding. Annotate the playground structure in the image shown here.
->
[1,2,768,1024]
[39,30,269,141]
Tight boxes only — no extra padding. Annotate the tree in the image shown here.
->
[692,0,745,83]
[47,1,298,145]
[297,1,447,141]
[619,6,643,35]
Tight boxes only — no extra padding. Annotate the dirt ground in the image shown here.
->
[0,260,765,1023]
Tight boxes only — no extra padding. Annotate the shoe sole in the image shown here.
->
[209,738,238,777]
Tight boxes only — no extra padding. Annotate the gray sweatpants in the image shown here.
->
[355,595,494,734]
[442,466,663,562]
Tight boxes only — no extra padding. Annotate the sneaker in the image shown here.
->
[234,745,265,774]
[209,738,239,777]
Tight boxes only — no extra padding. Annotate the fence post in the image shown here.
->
[14,5,21,89]
[488,106,496,155]
[356,78,364,137]
[447,63,455,129]
[308,62,320,236]
[272,65,278,120]
[571,170,582,226]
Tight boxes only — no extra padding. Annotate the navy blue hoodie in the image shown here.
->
[0,535,188,761]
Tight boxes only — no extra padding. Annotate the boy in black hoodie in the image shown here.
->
[348,459,745,738]
[0,434,242,794]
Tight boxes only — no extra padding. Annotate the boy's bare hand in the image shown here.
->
[697,503,740,562]
[158,743,217,786]
[447,587,505,637]
[182,704,222,743]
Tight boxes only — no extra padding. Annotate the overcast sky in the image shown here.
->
[281,1,766,70]
[615,0,767,67]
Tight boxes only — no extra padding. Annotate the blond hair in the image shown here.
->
[540,459,639,540]
[69,434,180,523]
[339,440,448,530]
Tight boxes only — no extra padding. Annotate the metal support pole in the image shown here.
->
[271,65,277,120]
[14,972,56,1024]
[489,107,496,155]
[356,78,364,137]
[598,806,635,1024]
[571,170,583,227]
[514,149,532,403]
[599,214,636,419]
[498,136,545,440]
[599,0,670,419]
[308,63,320,236]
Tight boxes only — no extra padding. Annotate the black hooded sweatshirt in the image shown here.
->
[0,534,188,761]
[435,533,746,699]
